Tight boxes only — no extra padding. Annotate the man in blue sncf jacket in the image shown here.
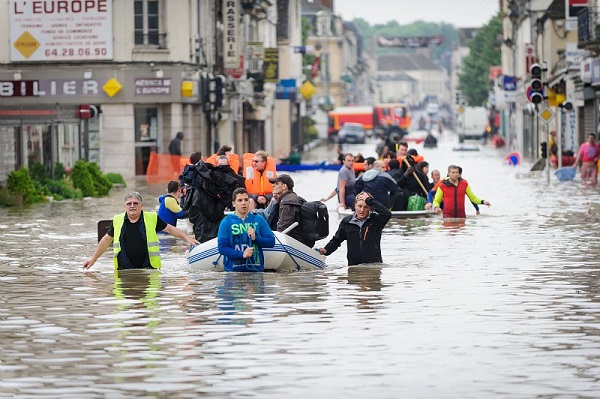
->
[217,187,275,272]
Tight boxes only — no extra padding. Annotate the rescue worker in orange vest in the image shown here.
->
[245,150,276,210]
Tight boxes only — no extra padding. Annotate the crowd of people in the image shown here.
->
[324,140,491,219]
[84,140,491,272]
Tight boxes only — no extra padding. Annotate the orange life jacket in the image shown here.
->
[205,153,241,173]
[179,157,191,174]
[242,153,277,195]
[397,154,424,166]
[354,162,366,172]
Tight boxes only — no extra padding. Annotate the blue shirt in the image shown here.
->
[217,212,275,272]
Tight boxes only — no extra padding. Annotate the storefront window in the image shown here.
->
[135,107,158,142]
[134,107,159,175]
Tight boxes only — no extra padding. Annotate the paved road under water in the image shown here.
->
[2,133,600,398]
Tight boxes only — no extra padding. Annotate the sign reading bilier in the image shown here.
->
[9,0,113,61]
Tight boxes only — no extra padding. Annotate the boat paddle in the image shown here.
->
[281,221,299,235]
[402,157,429,196]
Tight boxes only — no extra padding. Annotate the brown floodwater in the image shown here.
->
[2,136,600,398]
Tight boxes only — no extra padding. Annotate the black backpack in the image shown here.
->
[300,201,329,247]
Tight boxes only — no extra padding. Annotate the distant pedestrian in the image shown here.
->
[169,132,184,155]
[572,133,600,185]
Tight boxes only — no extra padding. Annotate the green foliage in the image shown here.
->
[71,160,97,197]
[0,182,19,207]
[53,162,66,180]
[86,162,113,196]
[29,162,49,183]
[302,116,318,144]
[6,167,44,205]
[458,14,502,106]
[105,172,126,186]
[44,178,82,200]
[2,160,113,207]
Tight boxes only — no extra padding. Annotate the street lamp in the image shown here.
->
[508,0,520,25]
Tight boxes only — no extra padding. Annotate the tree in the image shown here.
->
[458,14,502,106]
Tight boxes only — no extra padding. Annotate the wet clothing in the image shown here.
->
[322,197,392,265]
[157,194,185,228]
[276,191,307,245]
[338,165,356,209]
[107,211,167,270]
[217,212,275,272]
[432,178,484,218]
[354,169,398,208]
[577,142,600,163]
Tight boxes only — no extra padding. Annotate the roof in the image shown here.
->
[377,54,444,72]
[377,71,417,82]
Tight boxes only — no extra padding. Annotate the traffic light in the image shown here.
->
[207,74,226,109]
[455,90,462,105]
[529,63,544,104]
[214,75,225,107]
[541,142,547,158]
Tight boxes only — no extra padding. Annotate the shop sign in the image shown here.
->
[134,78,172,95]
[223,0,240,69]
[276,79,296,100]
[0,79,100,97]
[263,48,279,83]
[9,0,113,61]
[591,58,600,87]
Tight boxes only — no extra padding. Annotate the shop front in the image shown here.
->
[0,68,202,182]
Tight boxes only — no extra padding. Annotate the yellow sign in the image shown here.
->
[181,81,194,97]
[13,31,40,59]
[103,78,123,97]
[538,106,555,124]
[299,81,315,100]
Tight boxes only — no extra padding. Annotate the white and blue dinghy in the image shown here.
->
[187,223,327,272]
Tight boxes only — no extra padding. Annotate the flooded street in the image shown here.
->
[2,133,600,398]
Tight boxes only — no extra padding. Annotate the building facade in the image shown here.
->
[0,0,304,183]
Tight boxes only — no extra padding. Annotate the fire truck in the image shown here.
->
[328,103,411,142]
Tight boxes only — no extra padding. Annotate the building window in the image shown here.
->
[134,0,162,46]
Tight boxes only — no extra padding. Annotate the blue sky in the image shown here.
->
[334,0,499,28]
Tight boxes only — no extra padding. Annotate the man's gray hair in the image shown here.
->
[124,192,143,204]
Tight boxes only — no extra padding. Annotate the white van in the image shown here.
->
[457,106,489,143]
[426,103,439,115]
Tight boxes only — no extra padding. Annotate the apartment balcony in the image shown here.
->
[578,6,600,53]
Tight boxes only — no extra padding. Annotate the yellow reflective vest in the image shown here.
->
[112,211,161,270]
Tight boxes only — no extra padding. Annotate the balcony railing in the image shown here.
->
[578,6,600,49]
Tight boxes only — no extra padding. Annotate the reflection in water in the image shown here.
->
[345,265,387,310]
[215,272,265,324]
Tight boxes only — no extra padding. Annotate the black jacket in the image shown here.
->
[397,169,430,197]
[323,197,392,265]
[179,162,244,242]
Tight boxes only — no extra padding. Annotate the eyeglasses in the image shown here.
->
[125,202,140,207]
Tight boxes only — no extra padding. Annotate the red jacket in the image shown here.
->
[437,179,471,218]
